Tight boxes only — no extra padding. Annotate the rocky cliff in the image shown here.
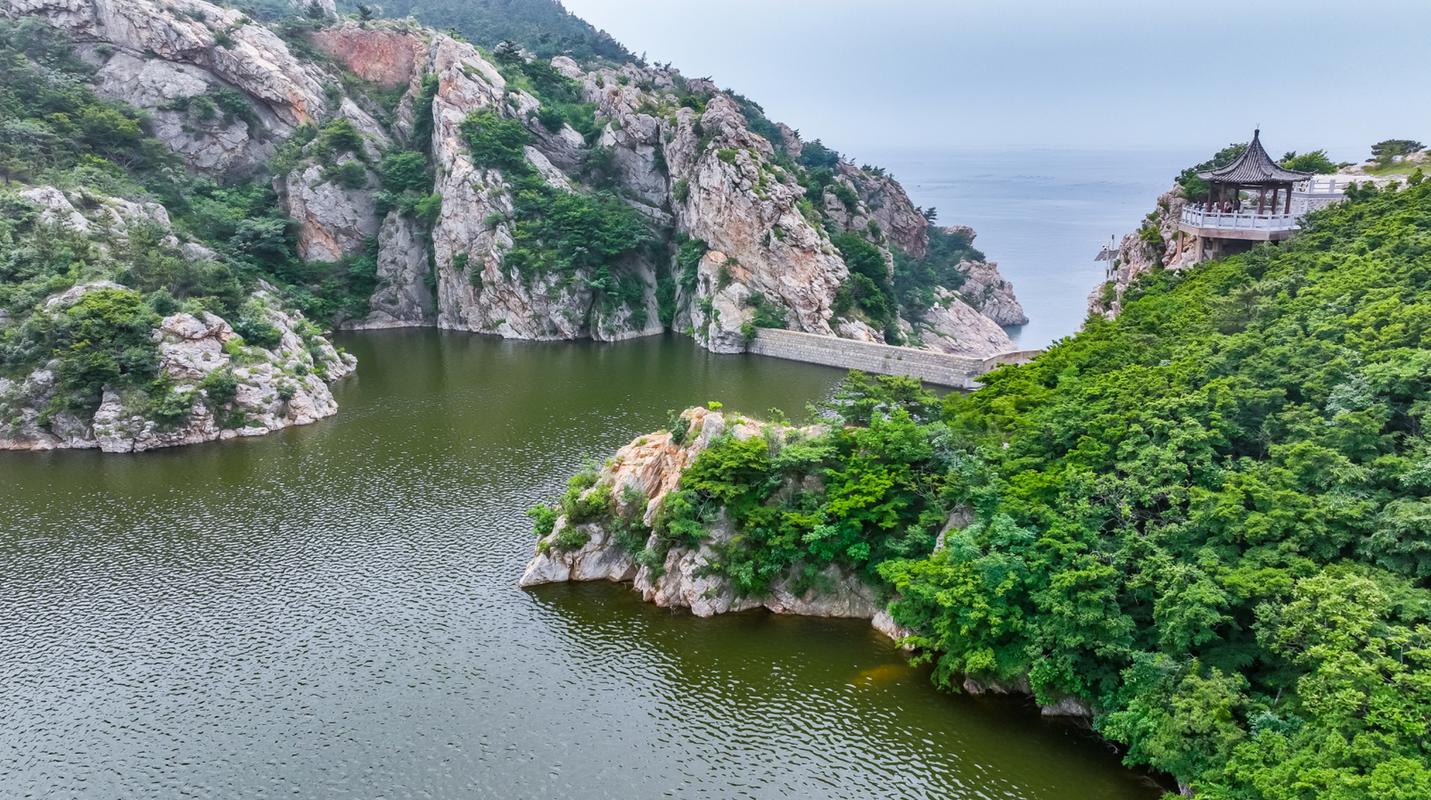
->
[4,0,1024,358]
[1087,186,1196,319]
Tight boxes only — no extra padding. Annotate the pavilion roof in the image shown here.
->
[1198,130,1311,185]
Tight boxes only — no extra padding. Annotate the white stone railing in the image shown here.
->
[1180,206,1300,232]
[1296,176,1356,195]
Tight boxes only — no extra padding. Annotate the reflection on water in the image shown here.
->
[0,330,1159,798]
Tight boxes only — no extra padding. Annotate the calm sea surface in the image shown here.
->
[866,147,1201,346]
[1,150,1178,799]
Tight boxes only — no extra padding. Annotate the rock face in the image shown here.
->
[519,408,883,622]
[6,0,1026,364]
[1088,187,1194,319]
[356,211,434,328]
[0,287,355,453]
[280,159,381,263]
[915,289,1017,358]
[309,21,424,89]
[0,186,356,453]
[955,258,1027,327]
[4,0,338,174]
[666,95,850,346]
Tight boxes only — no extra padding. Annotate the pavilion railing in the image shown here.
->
[1180,206,1301,232]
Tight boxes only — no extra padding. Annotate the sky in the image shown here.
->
[560,0,1431,161]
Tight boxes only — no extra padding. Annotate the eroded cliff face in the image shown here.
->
[4,0,341,174]
[1087,187,1195,319]
[6,0,1027,358]
[519,408,883,621]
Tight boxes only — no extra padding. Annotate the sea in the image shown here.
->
[864,147,1205,347]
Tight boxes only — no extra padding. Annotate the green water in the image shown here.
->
[0,330,1160,799]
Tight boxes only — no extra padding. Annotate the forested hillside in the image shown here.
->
[534,181,1431,797]
[338,0,633,62]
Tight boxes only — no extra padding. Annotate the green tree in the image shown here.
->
[1370,138,1424,166]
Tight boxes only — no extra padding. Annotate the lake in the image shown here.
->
[0,330,1162,798]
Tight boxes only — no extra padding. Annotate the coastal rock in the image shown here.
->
[955,259,1027,326]
[520,409,883,624]
[1088,187,1194,319]
[916,288,1016,358]
[872,609,917,649]
[962,675,1034,696]
[1040,696,1095,720]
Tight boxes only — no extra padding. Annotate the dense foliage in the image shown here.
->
[545,182,1431,797]
[894,181,1431,798]
[349,0,634,63]
[831,231,900,342]
[893,226,983,321]
[1371,139,1424,166]
[1279,149,1338,174]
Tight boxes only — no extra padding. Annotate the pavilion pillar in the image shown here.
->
[1257,187,1265,214]
[1271,186,1279,214]
[1285,185,1292,214]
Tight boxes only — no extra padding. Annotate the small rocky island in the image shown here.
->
[520,405,917,641]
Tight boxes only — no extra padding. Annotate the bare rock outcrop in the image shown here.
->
[5,0,333,157]
[92,50,278,174]
[666,96,848,343]
[309,21,426,89]
[833,161,931,259]
[423,35,585,340]
[914,289,1016,358]
[355,211,434,328]
[955,258,1027,327]
[279,158,381,263]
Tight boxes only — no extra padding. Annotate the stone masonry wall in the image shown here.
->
[746,329,1035,388]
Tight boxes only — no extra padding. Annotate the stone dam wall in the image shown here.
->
[746,329,1040,388]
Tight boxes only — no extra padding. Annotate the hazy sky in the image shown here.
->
[561,0,1431,161]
